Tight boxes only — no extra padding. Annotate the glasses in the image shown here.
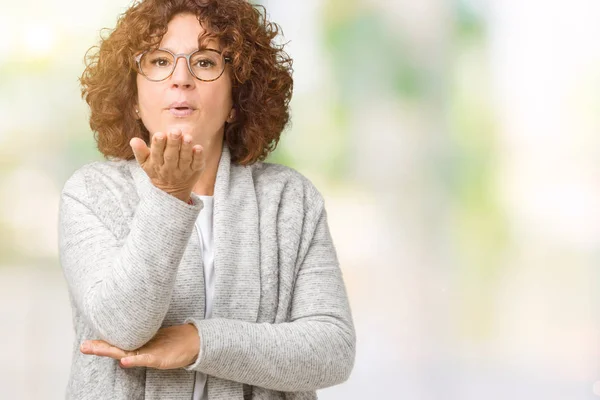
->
[134,48,231,82]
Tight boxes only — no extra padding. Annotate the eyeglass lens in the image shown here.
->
[139,49,225,81]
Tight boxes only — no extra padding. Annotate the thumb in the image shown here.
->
[130,137,150,165]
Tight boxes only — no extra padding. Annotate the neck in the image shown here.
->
[192,138,223,196]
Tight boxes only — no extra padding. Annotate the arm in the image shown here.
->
[184,206,356,391]
[58,167,202,350]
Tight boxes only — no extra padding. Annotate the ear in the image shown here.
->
[227,108,236,123]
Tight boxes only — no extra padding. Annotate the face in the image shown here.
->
[135,13,233,150]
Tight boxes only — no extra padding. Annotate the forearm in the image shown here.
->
[184,316,355,391]
[181,206,356,390]
[60,181,202,350]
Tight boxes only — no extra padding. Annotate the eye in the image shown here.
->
[151,57,172,67]
[194,58,216,68]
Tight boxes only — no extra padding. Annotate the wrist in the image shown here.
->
[186,323,200,364]
[165,191,192,204]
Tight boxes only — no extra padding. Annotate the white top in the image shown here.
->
[192,195,215,400]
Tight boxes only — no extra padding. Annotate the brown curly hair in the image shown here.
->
[80,0,293,165]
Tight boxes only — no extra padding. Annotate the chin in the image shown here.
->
[163,122,196,136]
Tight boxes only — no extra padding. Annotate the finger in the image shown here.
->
[150,132,166,166]
[80,340,130,360]
[191,145,204,172]
[120,353,158,369]
[179,134,193,170]
[130,138,150,166]
[163,129,182,169]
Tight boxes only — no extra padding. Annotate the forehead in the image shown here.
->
[159,13,220,52]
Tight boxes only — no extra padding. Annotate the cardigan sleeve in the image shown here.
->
[183,205,356,391]
[58,165,203,350]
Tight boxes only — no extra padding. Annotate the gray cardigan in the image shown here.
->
[58,144,356,400]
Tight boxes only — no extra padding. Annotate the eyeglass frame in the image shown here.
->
[134,48,232,82]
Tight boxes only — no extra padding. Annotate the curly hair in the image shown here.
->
[80,0,293,165]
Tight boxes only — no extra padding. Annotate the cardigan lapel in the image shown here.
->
[211,145,261,323]
[209,144,261,400]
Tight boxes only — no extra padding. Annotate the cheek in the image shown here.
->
[136,78,157,110]
[204,81,233,115]
[135,78,165,134]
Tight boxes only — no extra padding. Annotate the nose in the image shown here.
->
[170,56,195,89]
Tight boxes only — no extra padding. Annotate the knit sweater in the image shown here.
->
[58,144,356,400]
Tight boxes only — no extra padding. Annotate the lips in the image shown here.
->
[167,101,196,117]
[169,107,194,117]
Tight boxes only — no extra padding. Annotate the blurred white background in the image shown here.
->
[1,0,599,398]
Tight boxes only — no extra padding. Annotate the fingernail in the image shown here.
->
[80,342,88,352]
[184,136,191,144]
[155,134,164,141]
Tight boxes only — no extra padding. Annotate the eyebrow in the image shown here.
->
[159,47,221,53]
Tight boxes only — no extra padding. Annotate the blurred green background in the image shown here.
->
[1,0,599,398]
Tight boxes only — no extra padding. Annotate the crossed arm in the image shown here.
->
[60,171,355,392]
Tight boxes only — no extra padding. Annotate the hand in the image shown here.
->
[130,129,204,203]
[80,324,200,370]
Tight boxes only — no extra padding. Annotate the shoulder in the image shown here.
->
[249,162,327,235]
[63,160,133,193]
[60,159,137,238]
[61,158,135,201]
[251,162,325,211]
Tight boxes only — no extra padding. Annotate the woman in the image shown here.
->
[58,0,355,399]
